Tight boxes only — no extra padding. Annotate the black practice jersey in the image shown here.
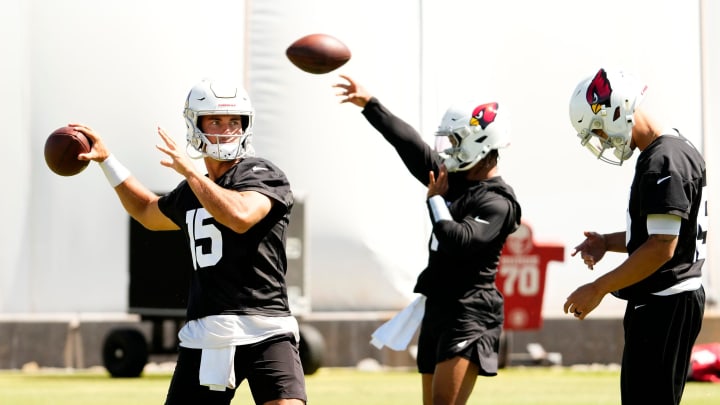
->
[616,130,707,299]
[362,98,522,301]
[158,157,294,320]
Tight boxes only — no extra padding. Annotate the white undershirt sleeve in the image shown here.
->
[427,195,452,223]
[646,214,682,235]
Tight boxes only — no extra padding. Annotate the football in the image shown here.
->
[44,126,92,176]
[286,33,351,74]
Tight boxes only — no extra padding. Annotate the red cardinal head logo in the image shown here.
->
[469,102,499,130]
[586,69,612,114]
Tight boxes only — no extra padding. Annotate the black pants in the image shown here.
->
[417,290,504,376]
[621,287,705,405]
[164,333,307,405]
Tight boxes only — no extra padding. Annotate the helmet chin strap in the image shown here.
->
[186,143,204,160]
[442,156,462,172]
[205,142,244,161]
[443,154,483,172]
[190,131,254,161]
[613,143,633,162]
[595,143,632,166]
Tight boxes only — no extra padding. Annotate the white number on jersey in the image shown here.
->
[695,186,708,263]
[185,208,223,269]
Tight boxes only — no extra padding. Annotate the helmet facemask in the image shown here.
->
[183,79,255,161]
[434,102,510,172]
[577,117,634,165]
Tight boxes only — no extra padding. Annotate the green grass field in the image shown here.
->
[1,367,718,405]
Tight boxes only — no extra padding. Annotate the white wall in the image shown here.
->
[247,1,428,310]
[0,0,33,310]
[1,0,716,318]
[1,0,250,312]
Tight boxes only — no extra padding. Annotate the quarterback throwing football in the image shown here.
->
[335,75,522,405]
[75,79,306,405]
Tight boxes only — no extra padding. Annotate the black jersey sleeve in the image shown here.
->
[157,159,293,227]
[638,169,691,219]
[220,158,293,211]
[157,179,192,227]
[362,97,443,185]
[431,195,510,254]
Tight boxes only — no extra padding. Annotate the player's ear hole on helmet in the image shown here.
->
[477,149,499,168]
[613,107,621,122]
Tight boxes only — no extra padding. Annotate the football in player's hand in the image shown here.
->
[286,33,351,74]
[44,126,92,176]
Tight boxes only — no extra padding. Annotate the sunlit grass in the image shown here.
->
[1,367,718,405]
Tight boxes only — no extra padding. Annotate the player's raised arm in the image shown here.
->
[73,123,178,231]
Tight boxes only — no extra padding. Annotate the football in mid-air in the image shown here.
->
[44,126,92,176]
[286,33,351,74]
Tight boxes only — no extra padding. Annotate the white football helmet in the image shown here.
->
[569,68,647,165]
[434,102,510,172]
[183,78,255,161]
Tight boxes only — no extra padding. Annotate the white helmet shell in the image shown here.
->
[183,79,255,161]
[434,102,510,172]
[569,68,647,165]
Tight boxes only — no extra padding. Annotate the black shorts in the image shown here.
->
[416,289,504,376]
[164,333,307,405]
[620,287,705,405]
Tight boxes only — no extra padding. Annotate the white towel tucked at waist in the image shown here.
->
[370,295,426,351]
[199,347,237,391]
[179,314,299,391]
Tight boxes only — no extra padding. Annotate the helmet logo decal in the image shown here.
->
[586,69,612,115]
[469,102,498,130]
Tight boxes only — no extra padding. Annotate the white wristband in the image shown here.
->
[427,195,453,223]
[99,154,131,187]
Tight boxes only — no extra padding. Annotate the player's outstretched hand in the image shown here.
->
[571,231,607,270]
[70,123,110,163]
[333,74,372,108]
[156,127,197,178]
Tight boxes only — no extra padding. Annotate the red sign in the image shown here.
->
[496,222,564,330]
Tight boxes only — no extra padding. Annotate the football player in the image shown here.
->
[334,75,522,405]
[74,78,306,405]
[565,68,707,405]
